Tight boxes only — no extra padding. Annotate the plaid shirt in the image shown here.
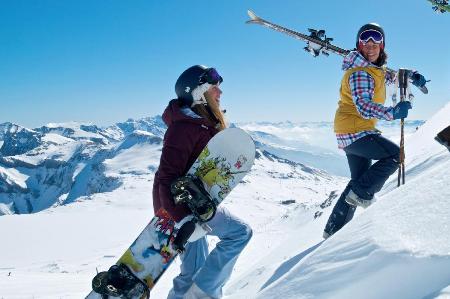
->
[337,51,395,149]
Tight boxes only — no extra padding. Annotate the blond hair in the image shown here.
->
[192,89,227,131]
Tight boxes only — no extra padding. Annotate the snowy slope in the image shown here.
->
[0,122,347,298]
[225,102,450,299]
[0,106,447,298]
[253,156,450,299]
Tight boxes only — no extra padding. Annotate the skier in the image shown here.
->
[323,24,426,239]
[152,65,253,299]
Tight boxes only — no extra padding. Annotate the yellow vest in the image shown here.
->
[334,66,386,133]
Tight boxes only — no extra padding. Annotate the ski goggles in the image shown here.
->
[199,68,223,85]
[358,29,384,44]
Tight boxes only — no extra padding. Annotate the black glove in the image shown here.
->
[172,219,211,252]
[409,71,427,88]
[172,220,196,253]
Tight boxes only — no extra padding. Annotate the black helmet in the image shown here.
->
[175,65,223,107]
[356,23,385,50]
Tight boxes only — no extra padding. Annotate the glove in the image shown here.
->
[409,71,427,88]
[393,101,412,120]
[173,216,212,252]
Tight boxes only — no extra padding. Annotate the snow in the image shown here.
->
[43,122,100,139]
[0,165,29,189]
[0,101,449,298]
[241,102,450,299]
[104,142,161,176]
[5,133,79,166]
[255,152,450,299]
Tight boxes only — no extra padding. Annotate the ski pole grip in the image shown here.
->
[398,68,409,100]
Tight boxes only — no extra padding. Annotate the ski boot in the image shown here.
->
[344,190,372,209]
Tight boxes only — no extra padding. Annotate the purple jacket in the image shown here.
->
[153,99,219,222]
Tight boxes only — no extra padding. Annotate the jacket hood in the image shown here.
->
[342,50,373,71]
[162,99,215,128]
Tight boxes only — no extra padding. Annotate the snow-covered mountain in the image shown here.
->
[0,118,422,216]
[238,120,423,176]
[0,117,165,215]
[0,105,447,299]
[0,123,43,156]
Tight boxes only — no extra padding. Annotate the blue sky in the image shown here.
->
[1,0,449,128]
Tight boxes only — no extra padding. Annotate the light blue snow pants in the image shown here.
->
[167,206,253,299]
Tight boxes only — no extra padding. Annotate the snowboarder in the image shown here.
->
[152,65,252,298]
[323,24,426,239]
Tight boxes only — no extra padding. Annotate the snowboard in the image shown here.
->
[86,127,255,298]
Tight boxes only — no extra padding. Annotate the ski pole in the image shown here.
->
[397,69,409,186]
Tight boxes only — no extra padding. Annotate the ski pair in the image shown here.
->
[245,9,429,95]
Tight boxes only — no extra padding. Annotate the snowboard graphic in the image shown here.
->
[86,128,255,298]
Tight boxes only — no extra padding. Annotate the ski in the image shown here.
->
[428,0,450,13]
[246,10,428,94]
[246,10,349,57]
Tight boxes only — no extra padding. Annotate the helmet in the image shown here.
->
[356,23,385,50]
[175,65,223,107]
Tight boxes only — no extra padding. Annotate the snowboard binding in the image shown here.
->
[92,264,149,299]
[171,175,217,222]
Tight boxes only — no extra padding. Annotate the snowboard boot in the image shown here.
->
[344,190,372,209]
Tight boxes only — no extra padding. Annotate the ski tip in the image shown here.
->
[246,9,262,24]
[247,9,257,19]
[420,85,429,94]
